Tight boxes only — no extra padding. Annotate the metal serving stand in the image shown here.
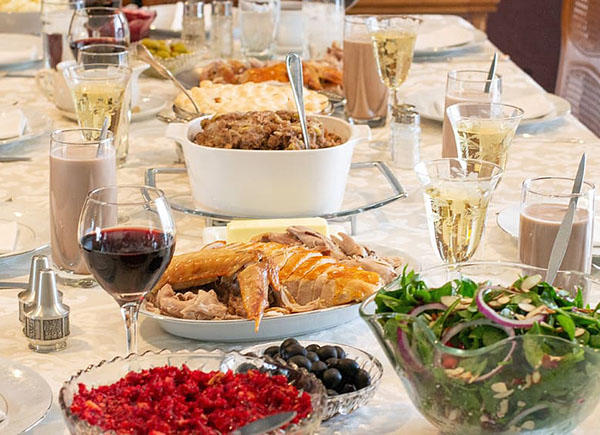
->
[145,161,406,235]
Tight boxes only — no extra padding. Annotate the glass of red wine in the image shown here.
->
[78,185,176,354]
[68,7,130,60]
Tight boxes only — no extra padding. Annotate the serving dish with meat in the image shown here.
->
[142,227,404,341]
[165,112,370,216]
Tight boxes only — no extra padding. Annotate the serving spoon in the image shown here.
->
[135,43,201,115]
[285,53,311,150]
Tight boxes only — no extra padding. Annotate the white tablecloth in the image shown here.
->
[0,17,599,435]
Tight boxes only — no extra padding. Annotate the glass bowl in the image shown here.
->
[360,261,600,434]
[59,348,326,434]
[243,341,383,420]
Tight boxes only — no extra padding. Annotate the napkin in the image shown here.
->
[0,221,18,254]
[0,108,27,140]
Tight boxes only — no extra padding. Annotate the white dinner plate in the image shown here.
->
[0,34,42,70]
[141,240,418,342]
[497,204,600,247]
[0,211,49,259]
[58,95,167,123]
[0,107,52,148]
[413,15,487,57]
[0,357,52,433]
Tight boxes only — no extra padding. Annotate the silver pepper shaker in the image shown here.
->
[390,104,421,169]
[18,255,49,324]
[211,0,233,58]
[24,268,69,353]
[182,0,206,51]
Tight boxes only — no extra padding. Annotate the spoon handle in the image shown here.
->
[285,53,311,150]
[136,44,201,114]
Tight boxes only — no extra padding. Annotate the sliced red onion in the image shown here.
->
[476,287,545,329]
[436,318,516,382]
[409,303,447,317]
[505,404,550,429]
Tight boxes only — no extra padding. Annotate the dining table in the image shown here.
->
[1,14,600,435]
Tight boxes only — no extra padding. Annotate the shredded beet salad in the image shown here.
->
[70,365,312,434]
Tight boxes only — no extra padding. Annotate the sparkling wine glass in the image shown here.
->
[415,159,503,264]
[78,185,176,354]
[68,7,130,60]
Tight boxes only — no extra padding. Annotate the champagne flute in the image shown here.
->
[68,7,130,60]
[366,15,421,110]
[78,185,176,354]
[447,102,524,172]
[415,159,503,264]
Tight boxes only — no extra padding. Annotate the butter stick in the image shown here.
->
[226,218,329,243]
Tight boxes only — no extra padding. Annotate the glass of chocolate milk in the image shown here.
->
[519,177,595,274]
[50,128,117,286]
[343,15,389,127]
[442,70,501,158]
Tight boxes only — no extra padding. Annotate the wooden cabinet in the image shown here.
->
[347,0,502,31]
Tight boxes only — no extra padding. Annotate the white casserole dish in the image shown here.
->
[165,115,370,217]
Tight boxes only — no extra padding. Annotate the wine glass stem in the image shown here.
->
[120,302,139,354]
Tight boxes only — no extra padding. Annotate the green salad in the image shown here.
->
[375,269,600,433]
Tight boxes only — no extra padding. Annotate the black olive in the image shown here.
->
[326,389,339,396]
[322,368,342,389]
[310,360,328,378]
[306,344,320,353]
[335,346,347,359]
[306,351,319,362]
[280,338,299,350]
[340,383,357,394]
[284,343,307,359]
[325,357,339,368]
[354,369,371,389]
[289,355,312,371]
[237,363,258,373]
[316,345,338,361]
[337,358,360,379]
[264,345,280,357]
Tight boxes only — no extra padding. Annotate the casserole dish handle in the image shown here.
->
[165,122,189,144]
[350,124,372,142]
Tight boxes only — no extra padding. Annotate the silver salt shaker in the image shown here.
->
[211,0,233,58]
[390,104,421,169]
[24,268,69,352]
[18,255,50,323]
[182,0,206,51]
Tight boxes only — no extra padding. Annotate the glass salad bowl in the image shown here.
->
[360,262,600,434]
[59,348,326,434]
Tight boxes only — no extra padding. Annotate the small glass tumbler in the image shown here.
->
[182,0,206,52]
[239,0,280,59]
[447,102,524,172]
[211,0,233,57]
[415,158,503,264]
[302,0,344,59]
[41,0,85,69]
[519,177,595,274]
[442,70,502,158]
[49,128,116,287]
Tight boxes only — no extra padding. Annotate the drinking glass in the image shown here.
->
[211,0,233,57]
[446,102,524,172]
[78,186,176,354]
[68,7,130,60]
[41,0,84,69]
[442,70,502,158]
[50,128,116,287]
[302,0,344,59]
[519,177,595,274]
[415,158,503,263]
[64,63,131,165]
[274,0,303,56]
[239,0,280,59]
[77,43,129,65]
[343,15,389,127]
[182,0,206,52]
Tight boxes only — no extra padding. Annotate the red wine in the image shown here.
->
[43,33,64,69]
[81,227,175,304]
[70,37,127,60]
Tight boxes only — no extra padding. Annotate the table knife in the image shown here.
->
[0,281,28,289]
[232,411,296,435]
[545,153,586,285]
[0,156,32,162]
